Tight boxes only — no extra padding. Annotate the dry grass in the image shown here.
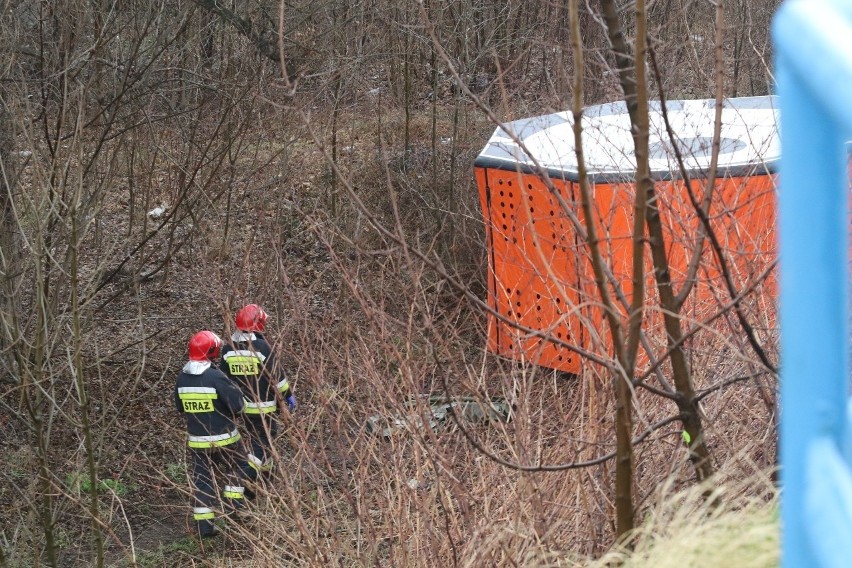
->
[593,469,778,568]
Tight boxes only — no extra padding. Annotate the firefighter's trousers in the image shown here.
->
[242,413,279,481]
[190,443,245,536]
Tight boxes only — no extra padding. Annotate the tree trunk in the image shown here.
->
[599,0,716,490]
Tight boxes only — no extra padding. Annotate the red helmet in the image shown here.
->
[188,330,222,361]
[236,304,268,332]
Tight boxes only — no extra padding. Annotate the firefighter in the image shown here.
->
[174,330,246,538]
[221,304,295,481]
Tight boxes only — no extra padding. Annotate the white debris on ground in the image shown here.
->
[147,204,167,219]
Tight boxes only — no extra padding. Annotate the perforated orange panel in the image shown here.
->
[477,166,777,375]
[477,168,585,373]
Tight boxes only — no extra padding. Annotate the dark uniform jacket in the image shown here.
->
[221,332,291,416]
[174,361,245,448]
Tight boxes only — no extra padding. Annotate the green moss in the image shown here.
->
[65,472,130,497]
[165,462,187,485]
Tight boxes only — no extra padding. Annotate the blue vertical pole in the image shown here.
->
[774,0,852,566]
[776,67,848,568]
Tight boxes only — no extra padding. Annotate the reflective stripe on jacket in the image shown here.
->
[187,428,241,448]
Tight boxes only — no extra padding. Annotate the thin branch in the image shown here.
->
[696,371,770,402]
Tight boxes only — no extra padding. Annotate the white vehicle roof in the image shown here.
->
[474,96,780,182]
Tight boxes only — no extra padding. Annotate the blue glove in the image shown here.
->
[285,393,296,413]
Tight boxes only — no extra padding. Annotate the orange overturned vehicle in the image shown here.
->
[474,96,780,375]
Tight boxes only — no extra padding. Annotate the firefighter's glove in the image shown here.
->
[285,393,297,413]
